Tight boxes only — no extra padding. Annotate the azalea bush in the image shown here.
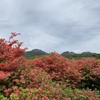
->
[0,33,100,100]
[0,33,26,81]
[73,58,100,89]
[32,53,82,87]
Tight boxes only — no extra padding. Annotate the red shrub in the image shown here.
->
[0,33,26,81]
[0,33,100,99]
[32,52,82,86]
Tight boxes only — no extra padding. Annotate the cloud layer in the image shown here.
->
[0,0,100,53]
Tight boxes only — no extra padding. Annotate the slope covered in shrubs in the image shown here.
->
[0,33,100,100]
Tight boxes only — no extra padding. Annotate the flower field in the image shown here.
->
[0,33,100,100]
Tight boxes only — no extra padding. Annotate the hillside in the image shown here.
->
[24,49,100,59]
[24,49,48,58]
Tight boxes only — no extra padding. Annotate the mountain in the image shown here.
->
[61,51,99,59]
[24,49,100,59]
[81,52,97,55]
[61,51,77,59]
[80,52,97,58]
[61,51,75,55]
[24,49,48,58]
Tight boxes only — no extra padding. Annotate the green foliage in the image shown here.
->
[10,94,19,100]
[0,94,9,100]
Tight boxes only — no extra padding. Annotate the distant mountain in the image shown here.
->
[24,49,48,58]
[80,52,97,58]
[61,51,77,59]
[61,51,99,59]
[23,49,100,59]
[61,51,75,55]
[81,52,97,55]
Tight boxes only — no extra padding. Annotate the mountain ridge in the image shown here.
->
[24,49,100,59]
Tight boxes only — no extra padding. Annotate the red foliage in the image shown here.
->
[73,58,98,71]
[0,33,26,81]
[92,66,100,76]
[0,33,100,99]
[32,52,82,86]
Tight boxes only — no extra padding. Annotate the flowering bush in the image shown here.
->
[32,52,82,87]
[0,33,100,99]
[0,33,26,81]
[73,58,100,89]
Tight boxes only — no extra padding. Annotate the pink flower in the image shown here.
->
[0,71,5,80]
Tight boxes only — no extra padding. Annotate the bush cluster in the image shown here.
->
[0,33,100,100]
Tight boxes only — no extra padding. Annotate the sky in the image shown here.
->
[0,0,100,53]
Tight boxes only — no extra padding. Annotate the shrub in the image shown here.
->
[74,59,100,89]
[32,52,82,87]
[0,33,100,99]
[0,33,26,81]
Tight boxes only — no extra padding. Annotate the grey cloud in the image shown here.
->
[0,0,100,53]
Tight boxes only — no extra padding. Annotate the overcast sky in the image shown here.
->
[0,0,100,53]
